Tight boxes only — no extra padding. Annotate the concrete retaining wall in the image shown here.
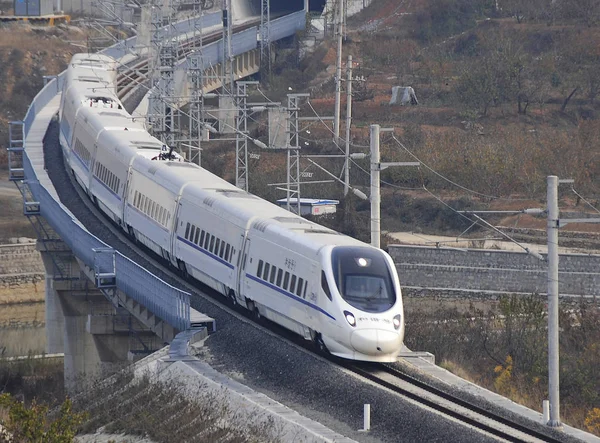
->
[389,245,600,297]
[0,273,45,289]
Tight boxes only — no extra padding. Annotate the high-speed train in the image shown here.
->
[59,53,405,362]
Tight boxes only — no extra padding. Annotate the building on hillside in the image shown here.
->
[276,198,340,216]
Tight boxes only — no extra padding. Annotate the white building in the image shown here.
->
[276,198,339,216]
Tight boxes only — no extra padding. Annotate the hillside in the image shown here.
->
[1,0,600,240]
[250,0,600,241]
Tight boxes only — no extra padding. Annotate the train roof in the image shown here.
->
[132,157,238,193]
[70,53,116,66]
[184,183,359,252]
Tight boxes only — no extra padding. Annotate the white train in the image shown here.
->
[59,53,405,362]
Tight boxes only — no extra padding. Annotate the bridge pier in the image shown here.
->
[38,241,161,392]
[44,272,65,355]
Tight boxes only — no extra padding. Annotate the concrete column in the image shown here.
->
[58,288,131,392]
[38,245,66,354]
[45,274,64,354]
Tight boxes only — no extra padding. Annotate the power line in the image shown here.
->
[571,186,600,214]
[420,185,542,257]
[391,134,531,201]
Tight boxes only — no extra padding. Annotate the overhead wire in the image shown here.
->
[390,135,531,201]
[420,185,545,259]
[571,186,600,215]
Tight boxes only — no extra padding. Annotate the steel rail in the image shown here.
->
[342,361,563,443]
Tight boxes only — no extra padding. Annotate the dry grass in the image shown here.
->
[0,326,46,357]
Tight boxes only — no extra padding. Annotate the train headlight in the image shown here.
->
[344,310,356,327]
[393,314,402,330]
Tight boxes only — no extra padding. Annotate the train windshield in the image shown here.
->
[331,246,396,313]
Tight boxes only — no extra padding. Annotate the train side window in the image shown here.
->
[296,278,304,297]
[185,222,190,239]
[257,260,263,277]
[219,241,225,258]
[276,269,283,287]
[269,266,276,284]
[209,235,215,253]
[263,263,270,280]
[303,280,308,299]
[283,271,290,290]
[225,244,230,262]
[215,238,221,255]
[290,275,297,294]
[199,230,205,246]
[204,233,210,249]
[321,271,332,301]
[194,227,200,244]
[190,225,196,242]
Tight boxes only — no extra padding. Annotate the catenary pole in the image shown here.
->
[370,124,380,248]
[333,0,343,144]
[344,55,353,196]
[547,175,561,427]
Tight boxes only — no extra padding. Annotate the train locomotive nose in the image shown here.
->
[350,329,402,355]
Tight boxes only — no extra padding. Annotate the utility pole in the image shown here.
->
[545,175,600,428]
[333,0,343,144]
[222,0,234,94]
[543,176,600,428]
[286,94,309,215]
[370,124,380,248]
[236,82,257,191]
[260,0,271,78]
[546,175,561,428]
[370,124,419,248]
[344,54,353,196]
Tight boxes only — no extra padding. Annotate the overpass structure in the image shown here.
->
[7,8,306,389]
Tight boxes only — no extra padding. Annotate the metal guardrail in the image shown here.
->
[19,41,191,333]
[267,10,307,42]
[102,12,222,60]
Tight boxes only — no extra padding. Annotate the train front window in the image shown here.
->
[331,246,396,313]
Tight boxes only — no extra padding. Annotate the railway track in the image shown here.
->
[342,361,563,443]
[115,17,265,100]
[52,131,567,442]
[44,21,577,437]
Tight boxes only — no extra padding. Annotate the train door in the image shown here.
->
[236,235,251,298]
[122,167,134,228]
[304,262,318,326]
[169,199,183,267]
